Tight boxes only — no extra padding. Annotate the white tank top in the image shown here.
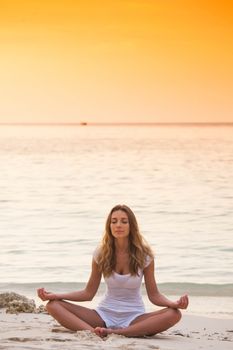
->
[93,248,152,313]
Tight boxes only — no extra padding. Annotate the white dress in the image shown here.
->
[93,249,152,328]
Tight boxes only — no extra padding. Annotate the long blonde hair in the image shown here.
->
[97,204,154,277]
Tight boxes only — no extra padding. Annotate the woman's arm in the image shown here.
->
[144,259,189,309]
[37,258,102,302]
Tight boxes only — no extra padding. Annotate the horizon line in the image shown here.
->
[0,122,233,127]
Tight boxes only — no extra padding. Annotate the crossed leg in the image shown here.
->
[46,300,105,332]
[46,301,181,338]
[94,307,182,338]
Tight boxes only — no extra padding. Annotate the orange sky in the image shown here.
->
[0,0,232,123]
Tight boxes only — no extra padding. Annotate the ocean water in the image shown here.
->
[0,124,232,318]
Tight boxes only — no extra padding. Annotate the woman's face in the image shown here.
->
[110,210,130,239]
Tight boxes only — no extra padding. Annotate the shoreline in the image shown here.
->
[0,310,232,350]
[1,284,233,320]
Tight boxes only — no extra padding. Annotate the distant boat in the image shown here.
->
[80,122,87,126]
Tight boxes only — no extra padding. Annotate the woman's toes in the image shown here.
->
[94,327,101,336]
[94,327,115,338]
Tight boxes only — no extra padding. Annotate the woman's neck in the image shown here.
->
[114,239,129,254]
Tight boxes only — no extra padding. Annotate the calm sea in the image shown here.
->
[0,124,232,318]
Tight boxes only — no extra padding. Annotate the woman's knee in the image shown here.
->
[163,308,182,327]
[170,308,182,324]
[46,300,61,313]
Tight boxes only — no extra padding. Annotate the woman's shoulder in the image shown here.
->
[93,246,102,263]
[144,254,154,268]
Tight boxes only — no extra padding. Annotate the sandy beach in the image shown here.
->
[0,308,232,350]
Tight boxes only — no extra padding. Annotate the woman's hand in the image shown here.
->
[37,288,58,301]
[171,294,189,309]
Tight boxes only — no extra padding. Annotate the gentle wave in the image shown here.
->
[158,283,233,297]
[1,282,233,297]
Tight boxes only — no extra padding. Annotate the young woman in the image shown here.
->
[37,204,188,337]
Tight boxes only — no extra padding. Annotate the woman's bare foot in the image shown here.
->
[94,327,114,338]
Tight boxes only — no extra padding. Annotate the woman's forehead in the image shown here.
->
[111,210,128,218]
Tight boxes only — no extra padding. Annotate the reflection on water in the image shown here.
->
[0,125,232,286]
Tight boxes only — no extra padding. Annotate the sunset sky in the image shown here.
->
[0,0,232,124]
